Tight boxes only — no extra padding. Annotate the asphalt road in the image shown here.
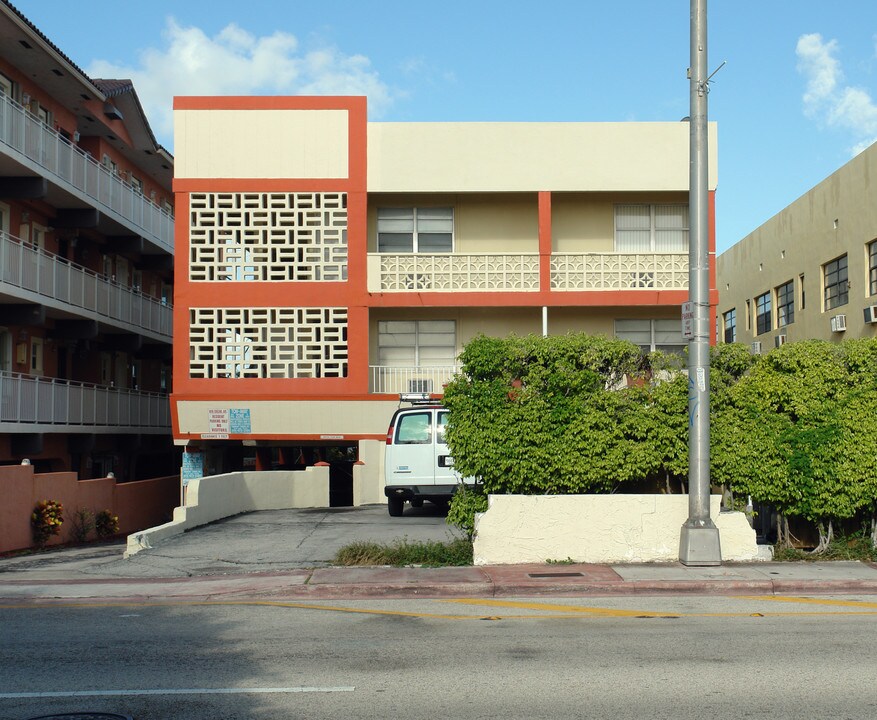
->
[2,595,877,720]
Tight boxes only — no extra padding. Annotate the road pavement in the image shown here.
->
[2,505,877,603]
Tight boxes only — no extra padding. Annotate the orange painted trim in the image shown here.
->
[173,178,357,193]
[367,290,692,307]
[175,433,387,442]
[172,393,400,403]
[538,191,552,292]
[174,96,367,112]
[708,190,717,296]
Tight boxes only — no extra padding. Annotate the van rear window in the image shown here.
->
[396,412,432,444]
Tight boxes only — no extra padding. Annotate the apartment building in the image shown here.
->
[0,1,176,479]
[717,141,877,350]
[172,96,717,502]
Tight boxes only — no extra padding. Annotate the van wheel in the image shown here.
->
[388,497,404,517]
[410,498,424,508]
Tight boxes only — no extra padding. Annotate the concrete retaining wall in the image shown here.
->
[125,468,329,557]
[473,494,762,565]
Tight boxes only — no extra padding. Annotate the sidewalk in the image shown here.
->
[2,549,877,603]
[2,506,877,604]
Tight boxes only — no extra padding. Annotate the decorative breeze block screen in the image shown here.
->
[189,193,347,281]
[189,307,348,379]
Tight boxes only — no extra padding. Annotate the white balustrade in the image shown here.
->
[371,253,539,292]
[0,231,172,338]
[370,366,461,395]
[0,371,170,429]
[0,93,173,252]
[551,253,689,290]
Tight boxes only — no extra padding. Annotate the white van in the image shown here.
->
[383,404,472,516]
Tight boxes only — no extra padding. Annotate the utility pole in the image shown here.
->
[679,0,722,565]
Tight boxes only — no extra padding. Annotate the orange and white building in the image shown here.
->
[171,96,717,503]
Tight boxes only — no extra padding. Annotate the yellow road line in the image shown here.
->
[735,595,877,609]
[442,598,674,618]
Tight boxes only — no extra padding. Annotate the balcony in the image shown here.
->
[368,253,540,292]
[0,371,170,432]
[368,251,689,293]
[0,232,172,339]
[0,93,173,253]
[370,365,461,395]
[551,253,689,291]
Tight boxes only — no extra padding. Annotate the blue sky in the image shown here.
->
[13,0,877,253]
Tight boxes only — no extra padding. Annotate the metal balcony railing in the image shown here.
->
[0,93,174,252]
[0,232,172,338]
[0,371,170,430]
[370,365,461,395]
[551,252,689,291]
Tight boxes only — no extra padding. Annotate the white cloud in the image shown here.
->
[796,33,877,155]
[86,18,392,149]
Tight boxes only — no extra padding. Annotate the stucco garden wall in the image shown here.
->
[473,494,761,565]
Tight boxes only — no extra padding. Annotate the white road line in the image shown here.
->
[0,686,355,698]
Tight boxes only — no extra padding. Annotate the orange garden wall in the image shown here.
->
[0,465,179,554]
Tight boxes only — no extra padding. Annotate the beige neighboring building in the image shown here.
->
[718,142,877,350]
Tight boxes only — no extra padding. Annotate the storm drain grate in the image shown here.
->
[27,714,133,720]
[527,572,585,578]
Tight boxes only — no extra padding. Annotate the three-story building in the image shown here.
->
[171,96,717,502]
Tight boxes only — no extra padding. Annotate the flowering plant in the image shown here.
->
[31,500,64,547]
[95,509,119,539]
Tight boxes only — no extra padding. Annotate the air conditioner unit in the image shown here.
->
[750,341,762,355]
[864,305,877,324]
[775,334,787,348]
[408,378,433,393]
[830,314,847,333]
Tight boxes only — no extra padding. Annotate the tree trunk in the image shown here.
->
[871,506,876,549]
[811,519,834,554]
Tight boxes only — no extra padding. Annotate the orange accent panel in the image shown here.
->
[367,290,691,308]
[708,190,717,297]
[174,96,367,112]
[172,393,398,403]
[538,191,552,292]
[173,178,360,193]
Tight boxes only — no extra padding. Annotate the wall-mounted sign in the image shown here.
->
[181,452,204,487]
[229,408,251,433]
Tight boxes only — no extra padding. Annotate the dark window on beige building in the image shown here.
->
[776,280,794,327]
[722,309,736,343]
[824,254,848,310]
[755,292,771,335]
[869,241,877,296]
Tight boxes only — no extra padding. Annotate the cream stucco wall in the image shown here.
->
[367,193,539,253]
[176,400,400,437]
[472,494,761,565]
[174,109,349,179]
[718,141,877,345]
[368,122,718,193]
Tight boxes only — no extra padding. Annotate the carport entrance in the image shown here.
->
[254,444,358,507]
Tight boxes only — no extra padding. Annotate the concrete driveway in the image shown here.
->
[0,504,462,580]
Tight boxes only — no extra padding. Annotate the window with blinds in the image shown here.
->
[615,205,689,252]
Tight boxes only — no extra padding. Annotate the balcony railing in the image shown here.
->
[370,365,461,395]
[0,93,174,252]
[0,371,170,430]
[0,232,172,339]
[369,253,540,292]
[551,253,689,291]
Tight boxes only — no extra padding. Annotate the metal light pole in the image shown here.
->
[679,0,721,565]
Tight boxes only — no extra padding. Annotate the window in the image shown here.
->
[745,299,751,331]
[722,309,737,343]
[378,320,456,367]
[395,412,432,445]
[377,207,453,253]
[823,254,848,310]
[30,337,43,375]
[615,319,686,354]
[799,273,806,309]
[0,73,13,100]
[130,175,143,195]
[755,291,771,335]
[615,205,689,252]
[776,280,794,327]
[869,241,877,297]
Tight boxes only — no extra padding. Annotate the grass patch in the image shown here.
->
[773,536,877,562]
[334,537,473,567]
